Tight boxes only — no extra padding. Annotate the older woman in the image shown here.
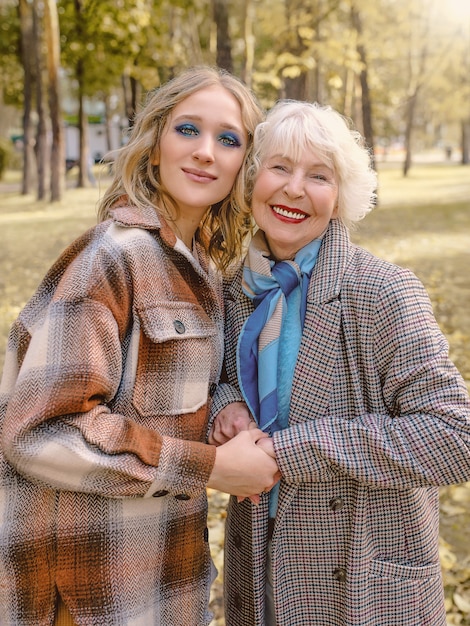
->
[210,100,470,626]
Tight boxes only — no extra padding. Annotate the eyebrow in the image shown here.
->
[268,154,332,168]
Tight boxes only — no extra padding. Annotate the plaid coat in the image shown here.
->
[213,219,470,626]
[0,204,224,625]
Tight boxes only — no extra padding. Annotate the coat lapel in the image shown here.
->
[288,219,349,424]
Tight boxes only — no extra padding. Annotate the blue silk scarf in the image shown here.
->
[237,230,323,435]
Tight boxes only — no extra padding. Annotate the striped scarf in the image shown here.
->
[237,230,322,434]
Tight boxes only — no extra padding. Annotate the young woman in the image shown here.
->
[0,66,279,626]
[210,100,470,626]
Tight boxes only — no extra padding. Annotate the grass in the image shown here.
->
[0,168,107,368]
[353,163,470,389]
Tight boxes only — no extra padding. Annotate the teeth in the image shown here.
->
[272,205,305,220]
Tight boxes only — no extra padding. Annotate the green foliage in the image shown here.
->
[0,0,469,156]
[0,2,23,107]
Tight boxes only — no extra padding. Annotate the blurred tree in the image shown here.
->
[33,0,48,199]
[240,0,255,87]
[2,0,470,187]
[212,0,233,72]
[44,0,64,201]
[350,1,375,167]
[58,0,156,184]
[17,0,36,194]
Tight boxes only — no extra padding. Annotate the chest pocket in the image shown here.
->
[132,302,218,417]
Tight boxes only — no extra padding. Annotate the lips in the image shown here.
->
[271,205,308,221]
[183,168,217,183]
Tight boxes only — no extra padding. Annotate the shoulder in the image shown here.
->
[348,245,426,296]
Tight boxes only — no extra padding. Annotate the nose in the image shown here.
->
[283,171,305,198]
[192,134,215,163]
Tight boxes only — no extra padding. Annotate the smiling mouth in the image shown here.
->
[271,205,307,221]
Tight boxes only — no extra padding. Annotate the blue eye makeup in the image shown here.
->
[175,123,199,136]
[218,132,242,148]
[174,122,242,148]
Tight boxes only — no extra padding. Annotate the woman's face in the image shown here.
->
[154,85,247,223]
[251,149,339,260]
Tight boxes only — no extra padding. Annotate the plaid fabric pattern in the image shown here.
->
[0,205,223,625]
[216,219,470,626]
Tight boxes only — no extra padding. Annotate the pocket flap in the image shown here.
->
[137,302,216,342]
[370,559,442,580]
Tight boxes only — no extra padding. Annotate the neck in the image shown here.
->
[172,220,198,249]
[167,206,209,250]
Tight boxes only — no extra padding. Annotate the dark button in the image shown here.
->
[234,591,242,610]
[204,527,209,542]
[152,489,169,498]
[333,567,347,583]
[209,383,217,397]
[173,320,185,334]
[174,493,191,501]
[329,497,344,511]
[233,532,242,550]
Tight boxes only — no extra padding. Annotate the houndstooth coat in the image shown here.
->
[213,218,470,626]
[0,204,224,625]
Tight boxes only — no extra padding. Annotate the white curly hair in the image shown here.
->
[247,99,377,229]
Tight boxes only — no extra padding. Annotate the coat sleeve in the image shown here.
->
[0,235,215,499]
[274,267,470,489]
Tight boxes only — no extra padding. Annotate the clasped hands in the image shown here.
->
[207,402,281,504]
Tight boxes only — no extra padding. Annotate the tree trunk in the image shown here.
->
[403,91,418,177]
[240,0,255,87]
[18,0,35,195]
[33,0,49,200]
[130,73,140,121]
[350,5,375,168]
[212,0,233,72]
[44,0,64,201]
[122,73,134,128]
[284,74,307,100]
[462,119,470,165]
[282,0,308,100]
[104,95,112,156]
[77,64,89,188]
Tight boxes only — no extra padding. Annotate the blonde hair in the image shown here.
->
[247,100,377,229]
[98,66,264,272]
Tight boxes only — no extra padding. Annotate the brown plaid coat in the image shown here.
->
[212,219,470,626]
[0,204,223,625]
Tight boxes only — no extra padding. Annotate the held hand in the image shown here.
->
[238,436,280,505]
[256,436,276,459]
[207,428,279,498]
[208,402,256,445]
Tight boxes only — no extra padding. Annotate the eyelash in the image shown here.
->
[175,123,198,137]
[174,124,241,148]
[219,133,242,148]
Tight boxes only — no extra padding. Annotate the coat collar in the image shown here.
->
[226,218,352,305]
[110,202,217,284]
[307,218,351,304]
[110,203,178,249]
